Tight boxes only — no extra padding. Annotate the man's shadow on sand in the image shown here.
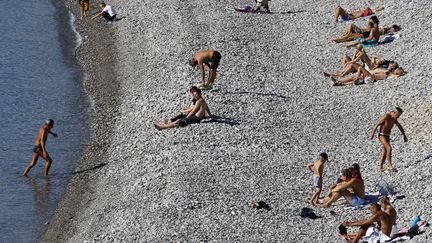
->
[217,90,289,100]
[202,115,240,126]
[270,10,305,15]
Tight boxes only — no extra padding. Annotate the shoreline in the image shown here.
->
[42,0,120,241]
[43,0,432,242]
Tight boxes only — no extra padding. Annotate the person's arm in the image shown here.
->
[187,100,202,118]
[40,130,48,157]
[206,105,212,118]
[345,214,378,227]
[48,130,58,137]
[369,115,385,140]
[91,11,103,20]
[332,181,352,192]
[307,163,314,172]
[395,121,408,142]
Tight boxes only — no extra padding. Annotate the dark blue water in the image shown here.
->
[0,0,88,242]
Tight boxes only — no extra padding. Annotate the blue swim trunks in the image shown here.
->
[351,195,366,206]
[355,38,379,47]
[342,15,351,21]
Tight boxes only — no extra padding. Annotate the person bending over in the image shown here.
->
[189,50,222,90]
[369,107,408,171]
[92,2,117,22]
[23,119,58,177]
[335,5,384,22]
[154,86,212,130]
[340,203,392,243]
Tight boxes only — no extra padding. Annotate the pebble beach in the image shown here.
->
[43,0,432,242]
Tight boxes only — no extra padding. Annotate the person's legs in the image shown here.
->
[334,33,363,43]
[322,191,342,207]
[379,135,393,170]
[23,153,40,176]
[350,225,369,243]
[311,187,322,205]
[335,5,349,22]
[207,69,217,87]
[43,155,53,177]
[154,121,178,130]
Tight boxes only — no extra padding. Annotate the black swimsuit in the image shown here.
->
[207,51,222,69]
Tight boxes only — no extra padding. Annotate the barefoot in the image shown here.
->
[378,167,385,172]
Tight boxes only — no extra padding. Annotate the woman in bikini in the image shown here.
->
[334,5,384,22]
[324,45,373,78]
[331,64,406,86]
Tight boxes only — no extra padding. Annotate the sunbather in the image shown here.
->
[340,203,392,243]
[335,5,384,22]
[319,169,365,208]
[324,45,373,78]
[334,16,379,43]
[345,21,380,48]
[331,64,406,86]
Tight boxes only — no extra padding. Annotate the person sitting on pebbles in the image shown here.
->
[319,169,365,208]
[339,203,393,243]
[154,86,212,131]
[324,45,373,79]
[330,63,406,86]
[91,2,117,22]
[189,50,222,90]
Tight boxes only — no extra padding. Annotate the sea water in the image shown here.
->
[0,0,88,242]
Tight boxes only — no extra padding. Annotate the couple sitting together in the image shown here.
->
[318,166,365,208]
[324,44,406,86]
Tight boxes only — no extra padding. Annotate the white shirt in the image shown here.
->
[102,5,116,17]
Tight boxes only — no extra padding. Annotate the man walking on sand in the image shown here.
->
[154,86,212,130]
[307,153,328,205]
[23,119,58,177]
[369,107,408,172]
[189,50,222,90]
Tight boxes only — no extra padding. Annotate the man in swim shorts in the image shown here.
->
[369,107,408,171]
[346,22,380,48]
[319,169,365,208]
[307,153,328,205]
[340,203,392,243]
[154,86,212,130]
[91,2,117,22]
[78,0,89,19]
[189,50,222,90]
[23,119,58,177]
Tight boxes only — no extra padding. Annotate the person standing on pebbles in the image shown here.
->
[307,153,328,205]
[369,107,408,172]
[189,50,222,90]
[23,119,58,177]
[78,0,90,20]
[154,86,212,130]
[91,2,117,22]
